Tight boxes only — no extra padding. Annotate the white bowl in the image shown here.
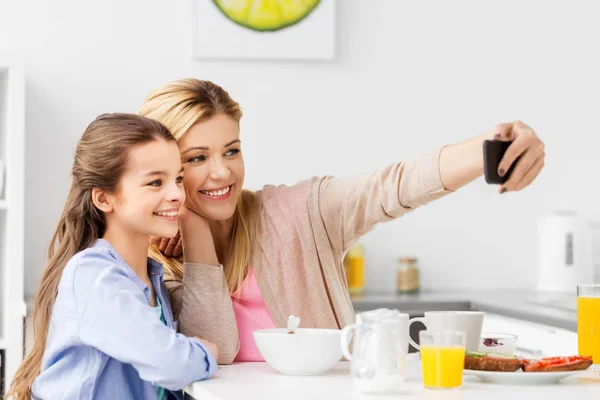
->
[253,328,342,376]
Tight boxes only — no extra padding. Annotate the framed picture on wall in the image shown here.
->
[191,0,336,61]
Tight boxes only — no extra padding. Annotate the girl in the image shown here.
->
[7,113,218,400]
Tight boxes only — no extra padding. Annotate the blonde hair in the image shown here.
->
[7,114,174,399]
[140,79,258,294]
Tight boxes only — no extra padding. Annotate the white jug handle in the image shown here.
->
[340,323,358,361]
[407,317,426,351]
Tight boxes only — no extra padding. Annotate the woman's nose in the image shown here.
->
[209,159,231,181]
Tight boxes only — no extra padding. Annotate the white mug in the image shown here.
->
[408,311,484,352]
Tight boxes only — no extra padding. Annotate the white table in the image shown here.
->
[185,360,600,400]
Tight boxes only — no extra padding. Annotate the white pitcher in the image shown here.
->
[340,309,409,393]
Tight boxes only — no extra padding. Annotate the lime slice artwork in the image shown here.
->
[213,0,322,32]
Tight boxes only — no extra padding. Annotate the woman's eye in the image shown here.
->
[187,155,207,163]
[148,179,162,187]
[225,148,240,157]
[175,176,184,184]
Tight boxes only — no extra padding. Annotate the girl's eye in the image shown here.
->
[175,176,184,184]
[226,148,240,157]
[148,179,162,187]
[187,154,207,163]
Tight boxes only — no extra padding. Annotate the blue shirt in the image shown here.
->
[153,299,168,400]
[31,239,217,400]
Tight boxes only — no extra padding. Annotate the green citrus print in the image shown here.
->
[213,0,322,32]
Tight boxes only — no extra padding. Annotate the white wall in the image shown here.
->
[1,0,599,296]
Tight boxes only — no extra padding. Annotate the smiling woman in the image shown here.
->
[141,80,256,300]
[178,120,244,222]
[141,78,545,365]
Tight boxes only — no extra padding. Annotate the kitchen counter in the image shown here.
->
[184,360,600,400]
[351,290,578,331]
[25,290,578,331]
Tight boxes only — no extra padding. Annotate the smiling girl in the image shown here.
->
[7,114,217,400]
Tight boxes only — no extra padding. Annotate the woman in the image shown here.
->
[141,79,544,364]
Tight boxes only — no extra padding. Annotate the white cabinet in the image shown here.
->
[482,313,577,358]
[0,61,25,396]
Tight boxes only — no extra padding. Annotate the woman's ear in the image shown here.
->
[92,187,114,213]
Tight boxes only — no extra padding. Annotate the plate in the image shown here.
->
[464,369,582,385]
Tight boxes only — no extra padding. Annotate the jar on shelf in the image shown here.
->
[344,244,365,295]
[397,257,419,294]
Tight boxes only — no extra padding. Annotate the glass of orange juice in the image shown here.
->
[578,284,600,366]
[420,330,466,389]
[344,244,365,295]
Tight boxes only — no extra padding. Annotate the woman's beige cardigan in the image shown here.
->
[165,148,451,363]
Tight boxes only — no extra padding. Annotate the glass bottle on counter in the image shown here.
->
[344,244,365,295]
[397,257,419,294]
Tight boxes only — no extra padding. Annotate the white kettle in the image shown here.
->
[537,211,594,293]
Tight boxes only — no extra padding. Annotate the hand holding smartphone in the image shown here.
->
[483,140,520,185]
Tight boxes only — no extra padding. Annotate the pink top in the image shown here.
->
[231,266,276,362]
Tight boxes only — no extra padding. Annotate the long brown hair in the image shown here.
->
[140,79,258,293]
[6,113,174,399]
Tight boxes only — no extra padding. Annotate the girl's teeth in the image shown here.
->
[201,186,230,197]
[154,211,177,217]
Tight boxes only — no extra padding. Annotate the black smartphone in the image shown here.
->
[483,140,518,184]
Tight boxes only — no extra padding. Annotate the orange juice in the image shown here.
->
[421,346,465,388]
[344,245,365,294]
[577,296,600,364]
